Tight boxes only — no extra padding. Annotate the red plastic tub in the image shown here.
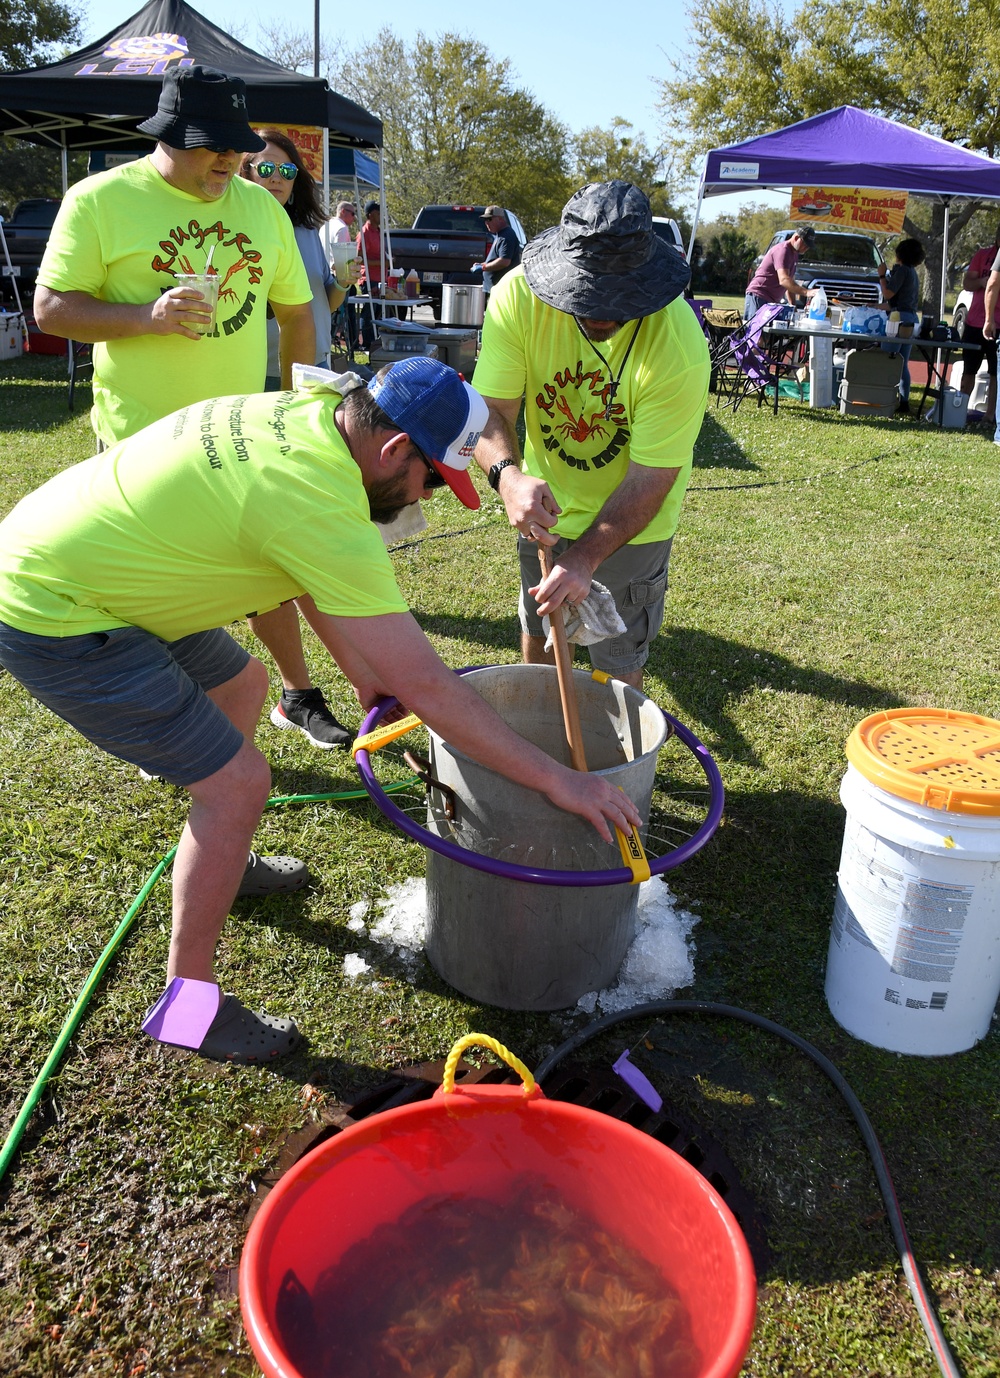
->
[240,1036,756,1378]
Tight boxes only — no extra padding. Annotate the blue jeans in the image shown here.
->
[882,310,920,400]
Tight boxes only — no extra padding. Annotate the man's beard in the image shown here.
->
[368,473,418,524]
[578,319,624,343]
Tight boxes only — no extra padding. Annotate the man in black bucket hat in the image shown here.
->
[473,181,709,690]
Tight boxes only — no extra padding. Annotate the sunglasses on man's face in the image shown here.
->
[251,160,298,181]
[413,446,446,489]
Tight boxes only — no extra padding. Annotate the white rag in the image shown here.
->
[543,580,627,651]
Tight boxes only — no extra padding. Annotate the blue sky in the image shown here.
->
[80,0,787,216]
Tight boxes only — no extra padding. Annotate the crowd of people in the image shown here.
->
[0,63,697,1065]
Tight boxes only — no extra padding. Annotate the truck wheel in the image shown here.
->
[953,304,967,334]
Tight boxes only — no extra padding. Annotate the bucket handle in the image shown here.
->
[442,1033,537,1097]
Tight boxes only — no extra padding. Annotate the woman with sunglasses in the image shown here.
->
[237,129,357,749]
[240,129,355,388]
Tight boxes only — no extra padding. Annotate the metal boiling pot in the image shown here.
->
[441,283,485,327]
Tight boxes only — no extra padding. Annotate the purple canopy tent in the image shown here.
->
[691,106,1000,317]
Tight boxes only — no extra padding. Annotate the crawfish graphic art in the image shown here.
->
[553,395,609,442]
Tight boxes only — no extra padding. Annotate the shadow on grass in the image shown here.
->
[650,627,905,764]
[694,411,760,471]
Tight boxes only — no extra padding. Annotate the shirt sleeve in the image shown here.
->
[36,187,108,296]
[885,265,905,295]
[265,207,312,306]
[471,276,527,399]
[773,242,797,278]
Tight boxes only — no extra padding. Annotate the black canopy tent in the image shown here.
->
[0,0,382,153]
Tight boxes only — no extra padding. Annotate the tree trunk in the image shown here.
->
[904,200,985,320]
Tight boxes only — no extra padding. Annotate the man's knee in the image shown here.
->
[187,737,271,816]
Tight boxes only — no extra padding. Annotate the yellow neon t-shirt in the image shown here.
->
[0,390,408,640]
[473,269,710,542]
[38,158,311,444]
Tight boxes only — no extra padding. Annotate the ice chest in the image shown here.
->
[838,347,902,418]
[428,325,478,377]
[927,386,969,429]
[0,310,24,359]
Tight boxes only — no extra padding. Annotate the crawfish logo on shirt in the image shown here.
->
[535,360,630,472]
[151,219,262,337]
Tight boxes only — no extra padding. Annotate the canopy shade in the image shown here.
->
[699,106,1000,202]
[328,147,380,190]
[0,0,382,150]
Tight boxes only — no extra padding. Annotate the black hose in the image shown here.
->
[535,1000,962,1378]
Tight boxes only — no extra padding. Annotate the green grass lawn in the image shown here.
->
[1,354,998,1377]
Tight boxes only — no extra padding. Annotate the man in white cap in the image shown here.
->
[473,181,709,692]
[0,359,639,1065]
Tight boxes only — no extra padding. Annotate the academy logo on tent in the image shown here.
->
[719,161,759,180]
[77,32,192,76]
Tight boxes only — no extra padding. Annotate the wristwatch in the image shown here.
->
[487,459,518,491]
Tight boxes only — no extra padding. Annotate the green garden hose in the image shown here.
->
[0,781,407,1186]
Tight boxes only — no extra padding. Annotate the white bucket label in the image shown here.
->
[826,810,1000,1053]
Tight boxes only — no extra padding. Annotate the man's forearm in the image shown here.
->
[567,464,682,576]
[984,275,1000,333]
[33,287,153,342]
[473,399,523,476]
[278,311,316,388]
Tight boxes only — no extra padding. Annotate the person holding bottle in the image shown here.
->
[876,238,925,415]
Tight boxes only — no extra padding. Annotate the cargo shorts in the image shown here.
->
[517,535,672,675]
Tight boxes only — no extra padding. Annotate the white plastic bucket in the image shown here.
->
[825,763,1000,1054]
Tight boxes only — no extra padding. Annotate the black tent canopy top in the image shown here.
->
[0,0,382,150]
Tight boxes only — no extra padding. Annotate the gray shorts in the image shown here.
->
[0,622,249,786]
[517,535,672,674]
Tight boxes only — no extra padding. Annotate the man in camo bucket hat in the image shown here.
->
[473,181,709,690]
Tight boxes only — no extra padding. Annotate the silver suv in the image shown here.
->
[760,229,885,303]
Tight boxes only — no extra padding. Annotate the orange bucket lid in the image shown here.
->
[846,708,1000,815]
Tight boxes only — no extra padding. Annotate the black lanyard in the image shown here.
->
[574,317,643,419]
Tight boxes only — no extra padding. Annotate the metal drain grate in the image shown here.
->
[234,1057,769,1286]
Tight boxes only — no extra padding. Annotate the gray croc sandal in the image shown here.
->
[196,995,301,1064]
[237,852,311,898]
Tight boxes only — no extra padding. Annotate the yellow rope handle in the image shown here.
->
[441,1033,537,1096]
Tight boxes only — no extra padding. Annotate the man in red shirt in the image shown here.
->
[744,226,815,319]
[959,225,1000,426]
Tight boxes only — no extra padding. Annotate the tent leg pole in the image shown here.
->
[687,169,706,263]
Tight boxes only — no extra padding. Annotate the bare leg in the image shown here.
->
[167,658,271,986]
[247,602,310,691]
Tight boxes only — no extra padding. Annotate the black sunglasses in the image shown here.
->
[251,160,298,181]
[413,445,446,488]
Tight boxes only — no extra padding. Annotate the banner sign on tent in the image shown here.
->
[790,186,908,233]
[265,124,325,180]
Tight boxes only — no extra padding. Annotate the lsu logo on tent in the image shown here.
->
[78,32,192,76]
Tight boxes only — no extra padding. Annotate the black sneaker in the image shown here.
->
[269,688,353,749]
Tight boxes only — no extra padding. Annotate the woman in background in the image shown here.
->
[236,129,355,749]
[877,238,925,415]
[241,129,355,387]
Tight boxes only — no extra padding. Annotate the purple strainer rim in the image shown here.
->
[353,667,724,887]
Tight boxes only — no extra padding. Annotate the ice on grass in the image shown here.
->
[577,879,698,1015]
[343,953,371,981]
[367,877,427,970]
[350,875,697,1012]
[348,899,370,929]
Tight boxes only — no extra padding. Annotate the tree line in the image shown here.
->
[1,10,683,240]
[657,0,1000,310]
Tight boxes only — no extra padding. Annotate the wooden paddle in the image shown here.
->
[537,544,588,772]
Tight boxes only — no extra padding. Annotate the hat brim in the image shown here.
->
[521,224,690,319]
[136,114,266,153]
[428,459,480,510]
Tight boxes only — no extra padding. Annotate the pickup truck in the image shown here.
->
[755,229,885,304]
[387,204,527,319]
[0,198,61,297]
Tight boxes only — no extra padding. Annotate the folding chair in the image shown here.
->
[709,302,788,413]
